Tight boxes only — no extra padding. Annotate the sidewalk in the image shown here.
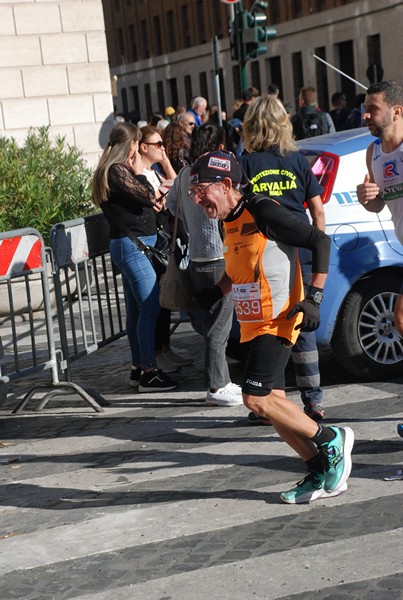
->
[1,322,402,600]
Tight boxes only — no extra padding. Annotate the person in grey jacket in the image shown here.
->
[166,124,243,407]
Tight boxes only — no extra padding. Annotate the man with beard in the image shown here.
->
[356,80,403,441]
[356,80,403,335]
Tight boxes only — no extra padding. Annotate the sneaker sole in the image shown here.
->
[205,400,244,407]
[281,481,348,504]
[138,384,178,393]
[325,426,354,492]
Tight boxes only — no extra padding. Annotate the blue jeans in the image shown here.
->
[110,235,160,369]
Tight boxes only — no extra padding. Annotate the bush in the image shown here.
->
[0,127,94,243]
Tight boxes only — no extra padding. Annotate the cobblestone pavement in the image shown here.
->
[0,322,402,600]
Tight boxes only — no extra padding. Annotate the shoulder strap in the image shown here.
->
[169,168,186,252]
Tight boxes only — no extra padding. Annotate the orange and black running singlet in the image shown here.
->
[223,205,304,344]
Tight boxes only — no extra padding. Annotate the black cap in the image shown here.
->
[189,151,249,189]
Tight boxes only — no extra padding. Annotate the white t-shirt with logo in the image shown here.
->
[371,138,403,244]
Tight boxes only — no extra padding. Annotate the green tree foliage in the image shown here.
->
[0,127,94,243]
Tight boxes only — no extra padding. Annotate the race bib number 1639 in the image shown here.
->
[232,282,263,321]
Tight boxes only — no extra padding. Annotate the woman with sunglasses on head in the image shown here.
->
[92,122,178,393]
[139,126,193,373]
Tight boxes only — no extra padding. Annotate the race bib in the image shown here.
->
[232,282,263,322]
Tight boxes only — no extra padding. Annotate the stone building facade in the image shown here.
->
[0,0,114,166]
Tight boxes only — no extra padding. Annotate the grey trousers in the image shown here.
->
[187,259,233,390]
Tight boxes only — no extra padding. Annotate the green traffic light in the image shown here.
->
[260,26,277,42]
[229,4,277,64]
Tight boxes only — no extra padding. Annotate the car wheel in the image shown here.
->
[332,273,403,379]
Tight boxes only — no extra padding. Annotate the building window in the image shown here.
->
[218,69,227,115]
[117,28,125,64]
[251,61,261,93]
[184,75,193,107]
[335,40,355,107]
[196,1,206,44]
[291,0,303,19]
[314,46,330,111]
[129,25,137,62]
[157,81,165,113]
[267,56,283,99]
[292,52,303,104]
[131,85,139,108]
[168,78,179,109]
[270,0,280,23]
[121,88,128,120]
[181,5,191,48]
[153,15,162,56]
[215,4,223,38]
[144,83,152,120]
[141,19,150,59]
[367,33,382,81]
[199,72,208,101]
[166,11,176,52]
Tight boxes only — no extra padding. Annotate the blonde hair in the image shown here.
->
[92,122,141,206]
[243,95,297,155]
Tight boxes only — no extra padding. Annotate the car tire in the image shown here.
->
[332,272,403,379]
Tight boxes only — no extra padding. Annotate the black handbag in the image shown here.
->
[136,238,169,277]
[116,223,169,277]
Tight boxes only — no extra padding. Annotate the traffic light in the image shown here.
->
[243,1,277,60]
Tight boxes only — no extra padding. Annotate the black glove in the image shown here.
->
[287,298,321,332]
[193,285,223,311]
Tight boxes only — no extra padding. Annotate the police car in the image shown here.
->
[297,128,403,379]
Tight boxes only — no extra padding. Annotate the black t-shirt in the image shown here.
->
[240,147,324,265]
[100,163,157,239]
[240,148,323,222]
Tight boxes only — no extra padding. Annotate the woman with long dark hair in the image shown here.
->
[92,122,178,392]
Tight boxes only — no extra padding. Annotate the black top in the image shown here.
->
[240,147,323,222]
[100,163,157,239]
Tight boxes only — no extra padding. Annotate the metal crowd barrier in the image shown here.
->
[0,215,189,414]
[49,213,126,391]
[0,227,104,413]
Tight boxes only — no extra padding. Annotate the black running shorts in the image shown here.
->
[241,333,293,397]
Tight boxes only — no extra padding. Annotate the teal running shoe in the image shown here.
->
[321,426,354,492]
[280,470,348,504]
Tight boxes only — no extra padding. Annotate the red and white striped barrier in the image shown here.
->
[0,234,43,278]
